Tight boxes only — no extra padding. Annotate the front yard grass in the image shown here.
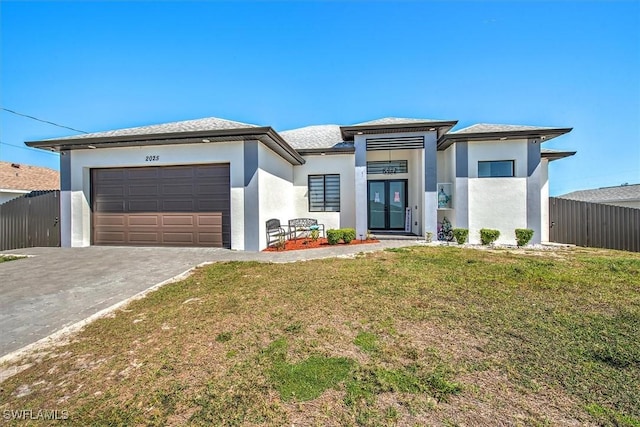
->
[1,246,639,426]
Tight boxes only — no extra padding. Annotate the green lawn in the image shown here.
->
[0,255,20,263]
[1,246,639,426]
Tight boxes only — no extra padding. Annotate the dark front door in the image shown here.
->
[367,180,407,230]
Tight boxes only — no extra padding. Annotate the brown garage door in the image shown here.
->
[91,164,230,247]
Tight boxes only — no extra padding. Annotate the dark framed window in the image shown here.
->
[478,160,515,178]
[308,174,340,212]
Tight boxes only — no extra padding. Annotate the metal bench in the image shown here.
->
[288,218,325,241]
[265,218,286,248]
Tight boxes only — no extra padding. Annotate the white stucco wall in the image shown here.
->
[468,178,528,244]
[66,141,247,249]
[467,139,527,178]
[292,154,355,232]
[257,144,295,249]
[466,139,529,245]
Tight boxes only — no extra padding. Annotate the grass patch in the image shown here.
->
[1,246,639,425]
[0,255,21,263]
[263,338,353,402]
[354,331,380,355]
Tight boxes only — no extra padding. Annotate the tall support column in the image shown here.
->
[243,140,260,251]
[423,132,438,236]
[354,135,368,239]
[454,142,469,229]
[60,150,72,247]
[526,138,542,244]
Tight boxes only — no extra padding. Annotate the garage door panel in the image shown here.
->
[96,169,126,180]
[95,200,126,213]
[95,231,126,244]
[162,215,195,226]
[162,232,196,244]
[129,232,161,244]
[163,183,195,196]
[198,214,223,226]
[162,167,194,179]
[94,215,126,226]
[128,215,160,226]
[92,164,230,247]
[127,169,159,179]
[97,185,125,197]
[129,200,161,212]
[198,233,223,245]
[162,200,195,211]
[129,184,160,196]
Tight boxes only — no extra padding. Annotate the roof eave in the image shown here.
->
[437,127,573,150]
[296,147,356,156]
[541,150,577,161]
[340,121,458,141]
[26,126,305,166]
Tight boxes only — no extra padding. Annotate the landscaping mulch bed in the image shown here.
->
[263,237,379,251]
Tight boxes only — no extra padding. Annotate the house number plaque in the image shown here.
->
[145,155,160,162]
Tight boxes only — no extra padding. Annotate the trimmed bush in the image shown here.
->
[515,228,534,247]
[342,228,356,244]
[452,228,469,245]
[480,228,500,245]
[327,229,343,245]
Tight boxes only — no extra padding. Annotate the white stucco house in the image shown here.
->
[26,116,575,250]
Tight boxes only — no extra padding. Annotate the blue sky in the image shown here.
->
[1,1,638,195]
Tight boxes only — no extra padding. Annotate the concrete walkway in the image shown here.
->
[0,240,420,359]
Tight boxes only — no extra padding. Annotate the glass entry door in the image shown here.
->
[367,180,407,230]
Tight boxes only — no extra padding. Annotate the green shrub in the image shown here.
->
[342,228,356,243]
[480,228,500,245]
[452,228,469,245]
[327,229,343,245]
[515,228,534,247]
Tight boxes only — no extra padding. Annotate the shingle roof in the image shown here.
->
[43,116,259,141]
[280,125,352,150]
[0,161,60,191]
[559,184,640,204]
[451,123,563,134]
[353,117,448,126]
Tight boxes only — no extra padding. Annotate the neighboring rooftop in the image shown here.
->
[0,161,60,191]
[41,116,259,141]
[280,125,352,152]
[559,184,640,206]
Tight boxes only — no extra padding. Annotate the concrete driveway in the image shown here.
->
[0,246,239,358]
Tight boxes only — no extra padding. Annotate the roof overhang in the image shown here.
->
[541,149,577,161]
[296,146,356,156]
[340,121,458,141]
[26,127,305,165]
[438,127,573,150]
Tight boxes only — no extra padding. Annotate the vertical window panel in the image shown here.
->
[308,174,340,212]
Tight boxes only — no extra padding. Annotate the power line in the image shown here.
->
[0,140,59,156]
[1,107,88,134]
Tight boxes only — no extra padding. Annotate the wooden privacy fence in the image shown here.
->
[549,197,640,252]
[0,190,60,251]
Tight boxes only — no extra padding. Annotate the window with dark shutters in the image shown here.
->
[308,174,340,212]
